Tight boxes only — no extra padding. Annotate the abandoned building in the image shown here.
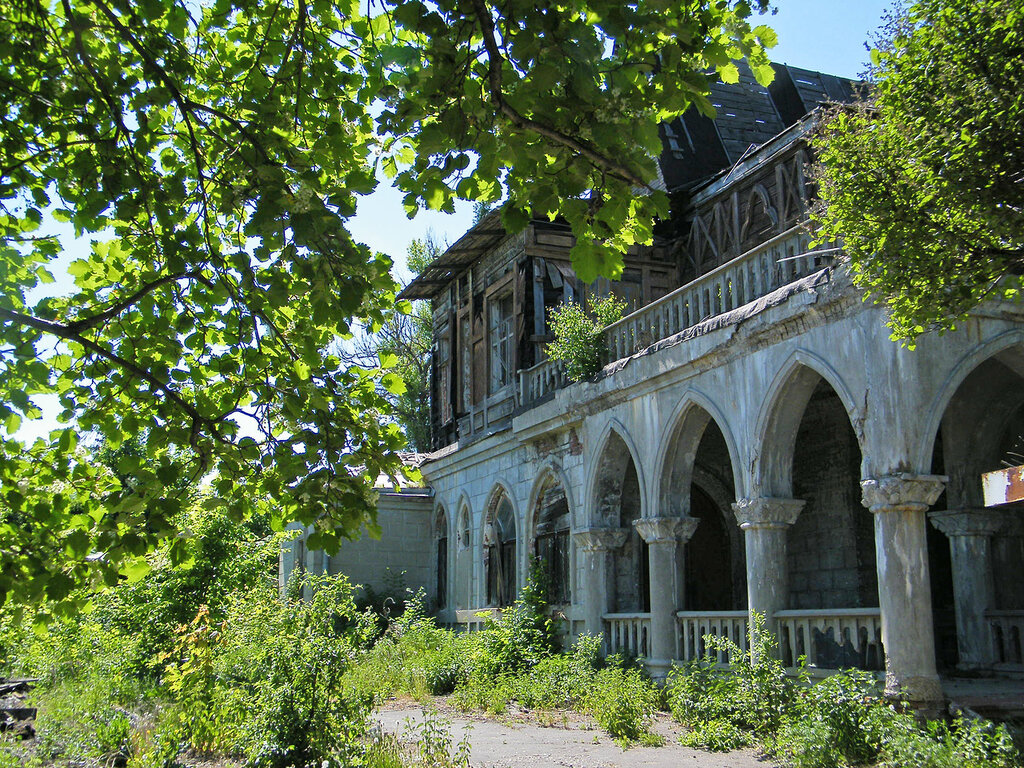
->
[281,62,1024,708]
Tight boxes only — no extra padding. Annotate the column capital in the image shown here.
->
[573,527,629,552]
[928,508,1004,538]
[731,497,805,529]
[861,473,946,514]
[633,516,700,545]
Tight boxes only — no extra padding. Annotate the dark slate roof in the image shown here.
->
[657,61,864,192]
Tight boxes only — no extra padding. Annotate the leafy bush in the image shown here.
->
[471,565,557,680]
[666,612,796,738]
[583,666,660,743]
[546,296,626,382]
[679,719,751,752]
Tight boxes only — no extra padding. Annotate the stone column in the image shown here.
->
[929,508,1002,670]
[861,473,946,709]
[732,497,805,641]
[573,528,629,643]
[634,516,700,671]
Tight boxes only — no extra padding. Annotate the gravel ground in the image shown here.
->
[373,702,772,768]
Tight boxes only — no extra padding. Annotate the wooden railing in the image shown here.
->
[519,357,567,406]
[677,611,749,665]
[604,612,651,657]
[604,227,821,360]
[516,227,831,408]
[989,610,1024,667]
[775,608,883,671]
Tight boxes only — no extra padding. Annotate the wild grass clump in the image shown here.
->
[666,613,1020,767]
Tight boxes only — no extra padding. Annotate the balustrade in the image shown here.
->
[676,611,749,665]
[775,608,883,671]
[518,227,830,408]
[676,608,883,673]
[604,613,651,658]
[604,227,821,361]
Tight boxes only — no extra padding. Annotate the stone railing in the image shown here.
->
[677,611,749,664]
[604,612,651,658]
[676,608,883,673]
[604,226,821,361]
[775,608,883,671]
[453,608,500,633]
[518,357,567,406]
[988,610,1024,667]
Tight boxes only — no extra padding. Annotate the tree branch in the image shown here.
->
[466,0,653,192]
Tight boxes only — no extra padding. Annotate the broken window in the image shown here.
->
[489,292,514,394]
[486,496,517,607]
[534,477,571,605]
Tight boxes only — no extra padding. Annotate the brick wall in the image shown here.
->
[788,381,877,609]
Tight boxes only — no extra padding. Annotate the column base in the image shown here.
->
[884,673,945,713]
[643,658,674,681]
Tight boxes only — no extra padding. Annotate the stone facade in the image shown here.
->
[284,63,1024,709]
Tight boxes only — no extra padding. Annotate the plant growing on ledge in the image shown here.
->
[546,296,626,382]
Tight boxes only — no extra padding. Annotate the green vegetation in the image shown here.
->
[0,0,777,613]
[665,617,1021,767]
[2,508,1018,767]
[811,0,1024,342]
[546,295,627,382]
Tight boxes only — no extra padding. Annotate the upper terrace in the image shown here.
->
[400,64,862,451]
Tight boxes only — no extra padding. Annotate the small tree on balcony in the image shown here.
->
[546,296,626,383]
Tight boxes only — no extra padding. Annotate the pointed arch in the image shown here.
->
[654,389,744,516]
[482,479,520,607]
[753,349,864,498]
[433,503,450,609]
[526,460,575,605]
[583,418,647,528]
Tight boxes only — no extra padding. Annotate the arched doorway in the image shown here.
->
[592,429,647,612]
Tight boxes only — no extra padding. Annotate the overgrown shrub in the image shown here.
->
[666,612,797,737]
[679,719,751,752]
[546,296,626,382]
[583,666,661,744]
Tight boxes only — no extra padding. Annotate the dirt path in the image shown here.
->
[373,702,772,768]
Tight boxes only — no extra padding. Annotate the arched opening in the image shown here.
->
[788,378,876,611]
[660,403,744,612]
[687,425,745,610]
[533,474,571,605]
[485,494,517,607]
[928,351,1024,669]
[592,429,648,612]
[434,508,449,609]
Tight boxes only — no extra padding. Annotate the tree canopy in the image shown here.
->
[811,0,1024,342]
[0,0,775,615]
